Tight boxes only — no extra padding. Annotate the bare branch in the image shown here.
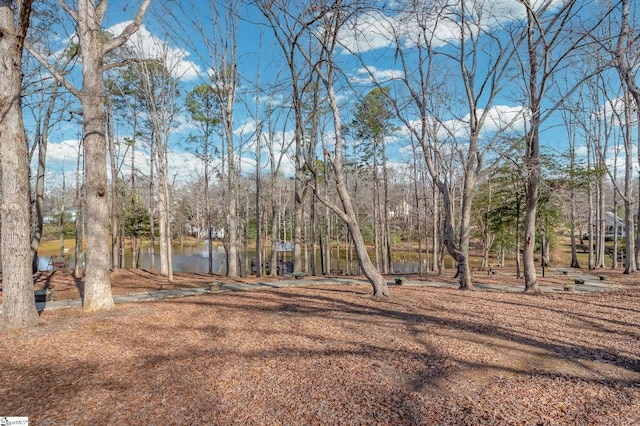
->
[95,0,108,26]
[103,57,162,71]
[24,41,80,98]
[56,0,77,22]
[102,0,152,55]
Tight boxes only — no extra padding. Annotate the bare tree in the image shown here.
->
[310,1,390,296]
[22,2,78,272]
[135,54,181,281]
[265,97,294,277]
[351,87,396,274]
[24,62,74,273]
[360,1,521,289]
[160,0,241,276]
[186,84,221,274]
[254,0,329,276]
[0,0,40,328]
[611,0,639,274]
[26,0,152,310]
[515,0,611,291]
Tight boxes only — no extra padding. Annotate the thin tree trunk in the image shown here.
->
[226,117,238,277]
[107,97,120,271]
[382,142,393,274]
[30,82,61,272]
[587,136,595,270]
[130,115,138,269]
[432,183,440,274]
[373,153,381,271]
[570,144,580,268]
[270,201,279,277]
[149,139,156,271]
[614,0,638,274]
[75,138,85,278]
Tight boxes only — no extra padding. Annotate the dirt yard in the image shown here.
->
[0,268,639,424]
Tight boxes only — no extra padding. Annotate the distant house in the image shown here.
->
[604,212,625,239]
[185,223,225,239]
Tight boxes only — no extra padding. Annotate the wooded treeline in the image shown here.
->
[1,0,638,328]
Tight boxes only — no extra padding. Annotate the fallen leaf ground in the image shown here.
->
[1,268,639,425]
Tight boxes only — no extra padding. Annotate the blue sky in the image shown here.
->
[30,0,632,189]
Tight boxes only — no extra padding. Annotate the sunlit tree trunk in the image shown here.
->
[26,0,152,310]
[0,0,40,328]
[78,5,114,309]
[314,9,389,297]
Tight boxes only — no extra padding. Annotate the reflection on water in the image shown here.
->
[150,244,228,274]
[33,241,428,274]
[37,242,228,274]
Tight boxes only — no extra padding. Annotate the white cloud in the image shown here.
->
[480,105,527,134]
[339,0,567,54]
[44,140,82,166]
[168,150,205,178]
[351,66,404,84]
[338,10,398,54]
[107,22,201,81]
[575,143,626,177]
[400,104,525,141]
[445,105,526,138]
[594,97,639,125]
[234,119,257,137]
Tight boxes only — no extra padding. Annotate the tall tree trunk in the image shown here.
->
[130,118,138,269]
[0,0,39,328]
[226,120,238,277]
[107,97,120,271]
[75,138,85,278]
[149,139,156,271]
[23,0,151,309]
[30,82,61,272]
[310,191,317,276]
[439,173,475,290]
[79,8,115,310]
[382,142,392,274]
[72,0,151,309]
[373,153,381,271]
[324,158,331,275]
[596,176,606,267]
[255,139,262,278]
[570,144,581,268]
[270,201,278,277]
[614,0,638,274]
[206,164,213,274]
[156,134,171,279]
[293,126,304,274]
[521,2,541,293]
[587,136,595,270]
[523,104,541,293]
[432,183,440,274]
[623,107,636,273]
[321,64,389,297]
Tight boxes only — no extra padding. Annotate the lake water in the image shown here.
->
[35,241,429,274]
[37,243,227,274]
